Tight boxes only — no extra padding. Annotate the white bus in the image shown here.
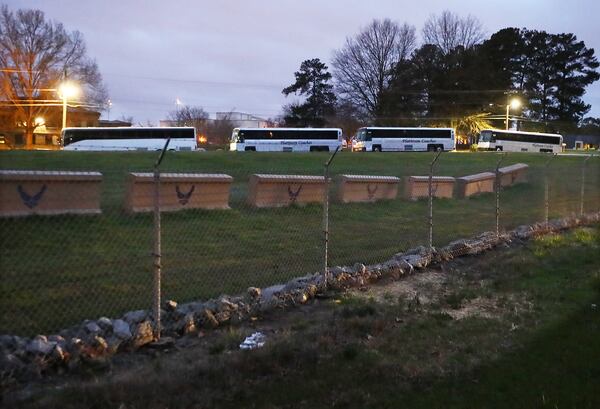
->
[477,129,563,153]
[352,127,455,152]
[61,127,197,151]
[229,128,343,152]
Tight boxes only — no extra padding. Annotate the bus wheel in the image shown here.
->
[495,147,503,152]
[373,145,382,152]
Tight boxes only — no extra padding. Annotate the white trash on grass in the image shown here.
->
[240,332,266,350]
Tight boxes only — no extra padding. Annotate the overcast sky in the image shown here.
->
[6,0,600,123]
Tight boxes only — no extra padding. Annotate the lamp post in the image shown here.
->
[58,82,79,131]
[505,98,521,130]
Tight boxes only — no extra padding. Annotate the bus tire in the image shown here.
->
[373,145,382,152]
[244,147,256,151]
[495,147,503,151]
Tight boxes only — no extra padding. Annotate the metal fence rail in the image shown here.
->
[0,152,598,336]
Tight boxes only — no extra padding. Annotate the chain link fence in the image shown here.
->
[1,151,599,336]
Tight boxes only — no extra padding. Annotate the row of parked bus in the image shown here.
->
[60,126,564,154]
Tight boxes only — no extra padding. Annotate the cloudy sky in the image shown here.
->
[6,0,600,123]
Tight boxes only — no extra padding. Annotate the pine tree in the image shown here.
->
[282,58,336,127]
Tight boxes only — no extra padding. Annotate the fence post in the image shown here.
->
[544,153,557,228]
[152,138,170,340]
[580,155,592,216]
[494,153,507,239]
[428,149,443,250]
[323,146,340,289]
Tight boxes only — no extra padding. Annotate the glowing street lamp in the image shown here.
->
[58,82,80,130]
[505,98,521,130]
[107,99,113,120]
[34,117,45,126]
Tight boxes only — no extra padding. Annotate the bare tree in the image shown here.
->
[205,112,235,145]
[331,101,364,143]
[118,115,134,125]
[422,10,485,54]
[0,5,108,146]
[332,19,416,118]
[166,105,209,131]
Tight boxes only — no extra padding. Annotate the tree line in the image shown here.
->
[282,11,600,140]
[1,6,599,146]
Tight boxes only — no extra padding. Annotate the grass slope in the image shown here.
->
[10,226,600,408]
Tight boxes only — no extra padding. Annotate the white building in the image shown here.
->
[159,112,270,128]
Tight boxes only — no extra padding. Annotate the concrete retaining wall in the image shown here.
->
[0,170,102,217]
[124,173,233,212]
[248,174,326,207]
[337,174,400,203]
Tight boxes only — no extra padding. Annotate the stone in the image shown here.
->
[67,337,84,350]
[294,291,309,304]
[131,321,154,348]
[218,297,238,312]
[214,310,231,323]
[283,278,308,292]
[260,284,285,302]
[112,319,132,340]
[182,313,197,334]
[85,321,102,334]
[26,337,55,355]
[329,266,345,276]
[175,313,196,335]
[97,317,113,330]
[106,336,122,354]
[52,344,66,361]
[47,335,65,344]
[176,301,200,315]
[0,334,15,351]
[123,310,147,324]
[165,300,178,311]
[401,254,428,269]
[305,284,318,298]
[91,335,108,352]
[353,263,366,274]
[247,287,261,299]
[201,309,219,328]
[0,353,25,374]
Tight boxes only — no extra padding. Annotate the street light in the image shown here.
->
[107,99,112,120]
[58,82,79,130]
[505,98,521,130]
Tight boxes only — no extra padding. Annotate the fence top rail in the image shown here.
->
[251,174,325,183]
[409,176,456,182]
[498,163,529,174]
[0,170,103,181]
[339,174,400,183]
[457,172,496,182]
[129,172,233,182]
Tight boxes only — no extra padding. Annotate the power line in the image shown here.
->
[103,72,284,90]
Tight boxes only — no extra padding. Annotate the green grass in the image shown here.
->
[11,226,600,408]
[0,151,599,335]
